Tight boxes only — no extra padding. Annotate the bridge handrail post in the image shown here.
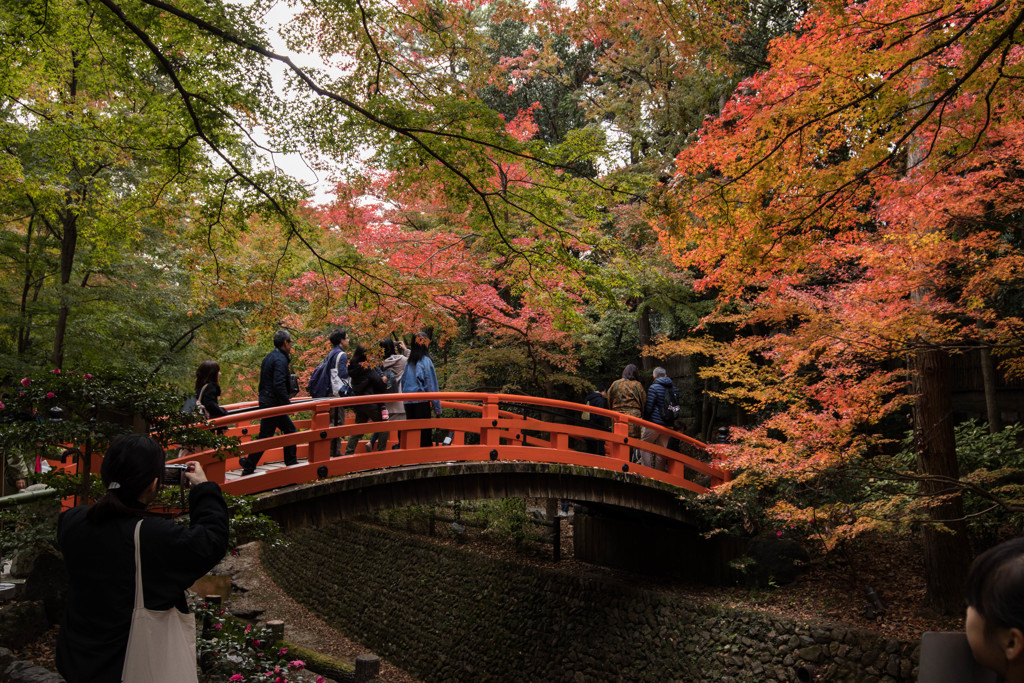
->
[607,416,630,462]
[480,395,500,447]
[309,400,332,463]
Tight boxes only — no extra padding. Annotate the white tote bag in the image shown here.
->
[121,519,199,683]
[329,350,352,396]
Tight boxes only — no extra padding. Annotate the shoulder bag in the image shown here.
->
[330,351,353,397]
[121,519,199,683]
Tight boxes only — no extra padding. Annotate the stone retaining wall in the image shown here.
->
[263,522,920,682]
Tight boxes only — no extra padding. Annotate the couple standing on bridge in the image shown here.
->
[238,328,441,475]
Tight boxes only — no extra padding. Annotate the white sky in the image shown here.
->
[253,1,340,206]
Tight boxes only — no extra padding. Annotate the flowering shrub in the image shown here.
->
[0,369,240,498]
[193,600,323,682]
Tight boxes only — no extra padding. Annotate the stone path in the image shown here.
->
[211,542,420,683]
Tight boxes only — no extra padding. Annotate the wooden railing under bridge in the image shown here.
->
[155,392,731,497]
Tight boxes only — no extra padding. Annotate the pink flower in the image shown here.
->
[46,392,55,399]
[83,374,92,379]
[52,368,60,374]
[278,647,288,656]
[229,675,243,681]
[245,624,252,633]
[252,639,261,647]
[214,623,223,630]
[776,530,783,537]
[0,402,5,411]
[289,660,305,669]
[20,377,30,387]
[317,677,326,683]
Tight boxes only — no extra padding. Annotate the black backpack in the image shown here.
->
[661,386,681,424]
[382,366,400,393]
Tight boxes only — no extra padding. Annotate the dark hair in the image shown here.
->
[329,328,348,346]
[596,380,610,393]
[380,338,396,358]
[87,435,165,523]
[408,331,430,365]
[350,344,367,367]
[621,364,640,381]
[273,329,291,348]
[966,538,1024,633]
[195,360,220,394]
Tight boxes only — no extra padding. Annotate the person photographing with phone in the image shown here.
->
[56,434,229,683]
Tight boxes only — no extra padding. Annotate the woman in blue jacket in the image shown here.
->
[401,331,441,448]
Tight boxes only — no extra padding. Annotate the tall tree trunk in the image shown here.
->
[51,209,78,370]
[638,304,654,372]
[912,346,972,614]
[18,214,36,356]
[979,347,1001,433]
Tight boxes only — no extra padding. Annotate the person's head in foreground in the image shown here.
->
[966,537,1024,681]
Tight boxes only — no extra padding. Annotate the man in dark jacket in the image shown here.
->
[640,367,678,472]
[241,329,298,474]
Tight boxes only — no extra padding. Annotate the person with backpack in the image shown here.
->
[370,337,408,451]
[640,367,679,471]
[402,331,442,448]
[343,344,388,455]
[307,329,349,457]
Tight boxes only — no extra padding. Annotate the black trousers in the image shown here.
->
[246,414,298,470]
[405,401,433,448]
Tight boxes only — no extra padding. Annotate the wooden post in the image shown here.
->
[552,511,561,563]
[202,595,222,639]
[267,619,285,642]
[354,654,381,682]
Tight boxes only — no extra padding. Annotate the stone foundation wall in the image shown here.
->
[263,522,920,682]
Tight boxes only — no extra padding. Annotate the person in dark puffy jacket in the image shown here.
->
[241,329,297,474]
[640,367,678,471]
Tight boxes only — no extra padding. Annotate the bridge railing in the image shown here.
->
[161,392,730,496]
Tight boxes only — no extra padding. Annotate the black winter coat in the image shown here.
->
[258,347,292,408]
[198,382,228,418]
[349,361,387,420]
[584,390,610,430]
[56,482,229,683]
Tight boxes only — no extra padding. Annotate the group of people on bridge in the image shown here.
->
[191,328,442,475]
[584,363,682,471]
[188,328,695,474]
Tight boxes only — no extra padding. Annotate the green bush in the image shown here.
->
[223,494,285,550]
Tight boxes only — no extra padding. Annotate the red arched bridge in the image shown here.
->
[156,393,731,527]
[188,393,729,491]
[45,393,730,526]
